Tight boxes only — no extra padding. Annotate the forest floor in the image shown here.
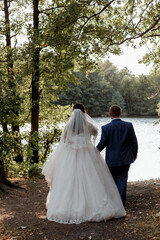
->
[0,179,160,240]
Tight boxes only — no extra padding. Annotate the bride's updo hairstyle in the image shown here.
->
[73,103,86,113]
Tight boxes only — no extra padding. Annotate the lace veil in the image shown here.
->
[60,109,98,147]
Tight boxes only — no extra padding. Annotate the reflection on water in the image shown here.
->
[94,117,160,182]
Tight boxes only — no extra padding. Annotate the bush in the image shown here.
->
[28,164,44,179]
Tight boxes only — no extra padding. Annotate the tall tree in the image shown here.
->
[4,0,18,132]
[30,0,40,163]
[0,0,27,188]
[2,0,23,162]
[27,0,131,162]
[1,0,160,167]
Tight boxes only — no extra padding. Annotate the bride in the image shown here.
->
[42,103,126,224]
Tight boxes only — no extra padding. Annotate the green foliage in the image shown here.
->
[28,164,44,179]
[121,1,160,72]
[1,0,160,178]
[0,131,22,179]
[57,69,109,116]
[0,103,71,178]
[157,103,160,118]
[0,131,22,161]
[109,91,126,112]
[57,60,160,117]
[5,160,44,179]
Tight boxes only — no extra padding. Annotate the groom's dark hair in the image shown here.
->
[109,105,121,117]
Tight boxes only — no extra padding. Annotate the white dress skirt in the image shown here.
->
[42,134,126,224]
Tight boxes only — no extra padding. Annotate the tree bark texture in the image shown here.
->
[31,0,40,163]
[2,123,9,133]
[0,158,13,190]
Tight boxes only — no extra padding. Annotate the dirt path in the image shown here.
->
[0,179,160,240]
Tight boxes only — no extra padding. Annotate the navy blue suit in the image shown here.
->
[97,118,138,205]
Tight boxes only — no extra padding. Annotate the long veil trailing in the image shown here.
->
[42,109,98,187]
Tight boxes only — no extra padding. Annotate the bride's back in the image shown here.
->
[60,109,98,148]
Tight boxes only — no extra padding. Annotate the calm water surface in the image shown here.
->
[16,117,160,181]
[94,117,160,182]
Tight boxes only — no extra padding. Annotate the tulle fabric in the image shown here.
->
[60,109,98,147]
[42,110,126,224]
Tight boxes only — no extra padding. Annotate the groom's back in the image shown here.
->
[97,119,138,167]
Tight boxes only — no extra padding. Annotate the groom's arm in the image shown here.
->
[96,126,107,151]
[129,124,138,160]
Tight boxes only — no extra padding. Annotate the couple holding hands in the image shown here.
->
[42,103,138,224]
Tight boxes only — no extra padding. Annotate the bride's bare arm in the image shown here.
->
[87,122,98,136]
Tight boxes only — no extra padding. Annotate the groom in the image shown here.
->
[97,105,138,206]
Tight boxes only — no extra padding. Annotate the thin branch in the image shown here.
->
[10,33,18,38]
[43,129,58,160]
[74,0,116,42]
[99,15,160,56]
[134,0,154,29]
[77,0,116,22]
[46,0,116,54]
[129,0,136,23]
[143,34,160,38]
[0,60,7,63]
[116,15,160,45]
[150,25,160,32]
[39,5,65,14]
[87,0,116,20]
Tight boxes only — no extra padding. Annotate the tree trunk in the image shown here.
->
[0,158,23,191]
[43,130,58,160]
[30,0,40,163]
[4,0,23,162]
[0,159,5,191]
[0,158,13,190]
[2,122,9,133]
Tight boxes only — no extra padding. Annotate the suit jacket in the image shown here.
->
[96,119,138,167]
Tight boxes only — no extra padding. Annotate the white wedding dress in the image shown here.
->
[42,109,126,224]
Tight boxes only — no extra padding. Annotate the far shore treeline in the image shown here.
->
[56,60,160,117]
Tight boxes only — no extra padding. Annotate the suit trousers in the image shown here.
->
[109,164,130,206]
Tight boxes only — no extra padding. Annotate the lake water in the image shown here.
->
[94,117,160,182]
[3,117,159,181]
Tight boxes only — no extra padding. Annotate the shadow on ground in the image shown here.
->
[0,179,160,240]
